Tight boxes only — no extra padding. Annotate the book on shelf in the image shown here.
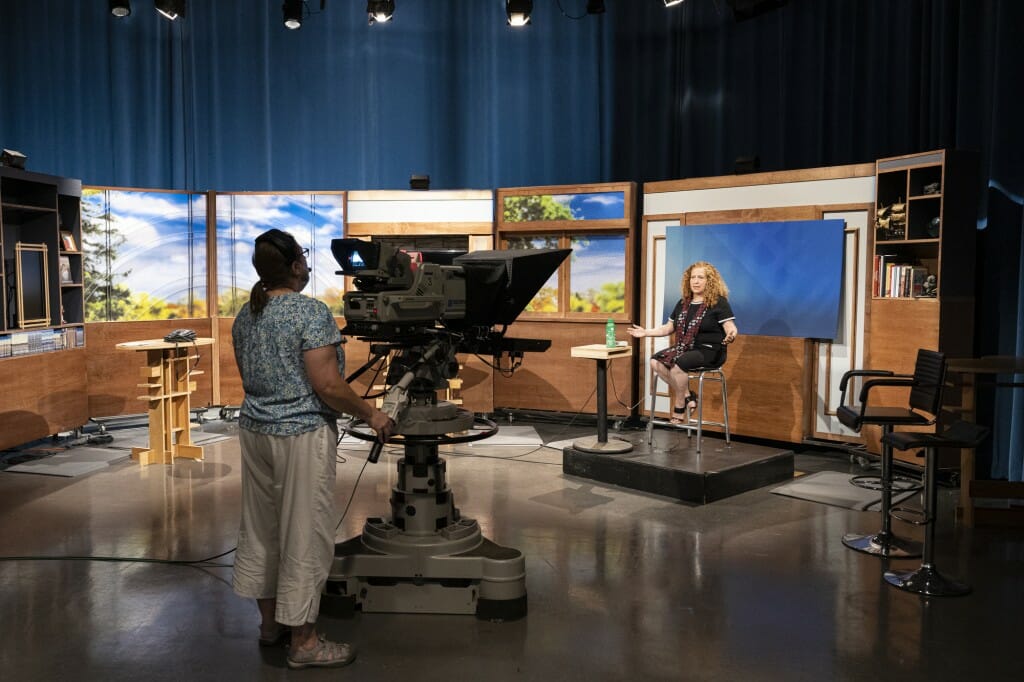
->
[911,266,929,297]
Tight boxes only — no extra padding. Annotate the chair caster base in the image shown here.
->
[842,531,922,558]
[884,565,971,597]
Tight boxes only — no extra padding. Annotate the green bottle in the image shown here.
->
[605,318,616,348]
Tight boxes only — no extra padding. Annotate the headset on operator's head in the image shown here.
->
[255,228,304,265]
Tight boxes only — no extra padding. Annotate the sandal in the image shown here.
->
[670,393,697,425]
[287,635,357,669]
[258,623,290,648]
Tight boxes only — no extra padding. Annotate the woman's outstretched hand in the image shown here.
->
[627,324,647,338]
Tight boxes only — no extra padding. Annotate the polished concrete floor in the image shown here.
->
[0,417,1021,681]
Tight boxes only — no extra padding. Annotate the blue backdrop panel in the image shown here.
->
[663,220,845,340]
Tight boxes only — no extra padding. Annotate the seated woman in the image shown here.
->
[628,261,738,424]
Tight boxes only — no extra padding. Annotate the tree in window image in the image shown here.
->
[525,286,558,312]
[570,281,625,313]
[502,195,576,222]
[82,189,133,322]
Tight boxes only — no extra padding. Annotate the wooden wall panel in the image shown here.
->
[218,317,242,406]
[85,320,215,417]
[492,321,634,416]
[863,298,941,460]
[0,349,88,450]
[698,336,810,443]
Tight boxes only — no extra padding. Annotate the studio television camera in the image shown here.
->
[325,238,569,621]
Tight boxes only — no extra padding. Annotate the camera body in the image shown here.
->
[331,238,570,353]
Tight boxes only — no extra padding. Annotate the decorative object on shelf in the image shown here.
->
[58,256,73,284]
[921,274,937,297]
[0,148,27,169]
[14,242,51,328]
[911,267,929,297]
[923,181,941,195]
[888,200,906,238]
[927,216,941,238]
[875,201,907,240]
[60,231,78,251]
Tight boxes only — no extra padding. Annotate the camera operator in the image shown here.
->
[231,228,393,669]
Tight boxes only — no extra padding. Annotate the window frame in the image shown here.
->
[496,182,635,322]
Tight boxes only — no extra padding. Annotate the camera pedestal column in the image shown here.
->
[570,344,633,454]
[328,415,527,620]
[115,338,214,466]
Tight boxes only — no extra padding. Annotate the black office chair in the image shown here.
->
[836,348,946,558]
[882,420,990,596]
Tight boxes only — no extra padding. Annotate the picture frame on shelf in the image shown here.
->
[60,230,78,251]
[59,255,73,284]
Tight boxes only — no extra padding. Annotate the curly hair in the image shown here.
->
[680,261,729,307]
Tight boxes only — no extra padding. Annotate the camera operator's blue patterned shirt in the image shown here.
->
[232,293,345,436]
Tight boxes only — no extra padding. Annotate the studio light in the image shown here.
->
[587,0,605,13]
[155,0,186,21]
[664,0,685,7]
[367,0,395,24]
[283,0,303,29]
[109,0,131,17]
[506,0,532,27]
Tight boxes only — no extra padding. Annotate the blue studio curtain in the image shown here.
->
[0,0,613,191]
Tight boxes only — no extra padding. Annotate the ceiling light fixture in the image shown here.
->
[664,0,685,7]
[283,0,304,29]
[506,0,532,27]
[367,0,394,25]
[109,0,132,17]
[155,0,186,21]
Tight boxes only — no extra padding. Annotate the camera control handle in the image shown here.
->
[368,439,385,464]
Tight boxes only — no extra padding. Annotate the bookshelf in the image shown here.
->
[868,149,979,464]
[0,166,88,450]
[0,166,85,353]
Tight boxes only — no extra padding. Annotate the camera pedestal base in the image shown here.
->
[326,439,527,621]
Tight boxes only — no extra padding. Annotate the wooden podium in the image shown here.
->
[116,338,214,466]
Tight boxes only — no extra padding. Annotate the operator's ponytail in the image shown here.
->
[249,280,269,316]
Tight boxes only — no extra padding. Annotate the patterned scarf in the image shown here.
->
[654,298,708,368]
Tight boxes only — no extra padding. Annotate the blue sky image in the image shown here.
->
[555,191,626,220]
[571,234,626,294]
[215,194,345,298]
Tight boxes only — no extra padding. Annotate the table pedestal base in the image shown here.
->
[572,435,634,454]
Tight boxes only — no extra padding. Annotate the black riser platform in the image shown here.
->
[562,435,794,504]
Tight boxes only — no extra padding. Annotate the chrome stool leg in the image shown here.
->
[646,367,657,445]
[842,424,922,558]
[719,369,731,446]
[884,445,971,596]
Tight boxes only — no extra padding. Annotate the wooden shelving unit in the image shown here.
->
[867,149,979,465]
[0,166,87,449]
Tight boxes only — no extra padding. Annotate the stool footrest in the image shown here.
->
[849,473,921,494]
[889,505,928,526]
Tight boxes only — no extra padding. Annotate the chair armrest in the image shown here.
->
[839,369,897,408]
[838,369,895,394]
[858,375,913,404]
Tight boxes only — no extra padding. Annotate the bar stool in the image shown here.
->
[881,421,990,596]
[836,348,946,558]
[647,364,731,455]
